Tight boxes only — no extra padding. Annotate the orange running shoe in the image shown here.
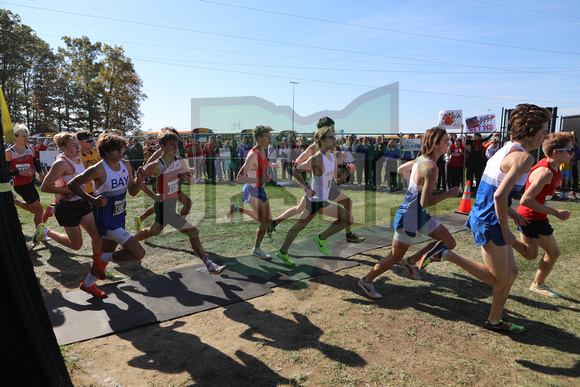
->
[79,282,107,299]
[92,252,109,280]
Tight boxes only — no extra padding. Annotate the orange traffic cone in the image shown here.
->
[456,180,472,215]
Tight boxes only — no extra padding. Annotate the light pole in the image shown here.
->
[290,81,298,133]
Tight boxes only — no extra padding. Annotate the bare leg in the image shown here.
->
[247,195,272,249]
[534,234,561,285]
[512,233,539,261]
[365,239,411,282]
[445,242,518,323]
[274,196,307,224]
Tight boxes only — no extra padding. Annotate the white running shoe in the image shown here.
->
[251,247,271,259]
[207,262,226,275]
[358,278,383,299]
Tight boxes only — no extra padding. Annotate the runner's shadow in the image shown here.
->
[516,359,580,378]
[222,300,366,367]
[107,287,289,386]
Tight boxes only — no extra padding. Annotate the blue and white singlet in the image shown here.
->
[93,160,130,236]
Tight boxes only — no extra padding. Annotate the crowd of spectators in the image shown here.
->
[12,130,580,199]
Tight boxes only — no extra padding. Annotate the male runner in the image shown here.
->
[134,128,225,274]
[228,125,279,259]
[267,117,365,243]
[36,132,101,261]
[419,104,551,334]
[276,125,355,265]
[68,133,147,298]
[511,131,574,298]
[6,124,45,231]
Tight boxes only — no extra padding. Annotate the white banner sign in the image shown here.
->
[401,138,422,151]
[438,110,463,130]
[465,114,496,133]
[219,148,231,159]
[39,151,60,166]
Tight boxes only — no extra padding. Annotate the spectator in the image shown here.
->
[128,137,144,177]
[204,135,218,184]
[384,138,400,191]
[371,136,386,189]
[447,137,464,192]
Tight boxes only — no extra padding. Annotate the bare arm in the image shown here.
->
[68,163,107,206]
[519,167,570,221]
[236,152,269,185]
[419,162,458,208]
[494,151,534,245]
[398,159,416,182]
[293,153,318,196]
[40,159,73,195]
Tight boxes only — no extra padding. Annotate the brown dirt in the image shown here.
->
[42,236,578,386]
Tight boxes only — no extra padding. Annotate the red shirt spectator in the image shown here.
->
[449,140,464,167]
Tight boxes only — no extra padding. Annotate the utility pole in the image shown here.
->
[290,81,298,133]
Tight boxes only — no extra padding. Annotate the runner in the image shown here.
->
[267,117,366,243]
[358,127,458,298]
[275,125,356,265]
[134,128,225,275]
[5,124,45,231]
[134,128,193,232]
[227,125,279,260]
[68,133,147,298]
[35,132,101,261]
[511,131,574,298]
[418,104,551,334]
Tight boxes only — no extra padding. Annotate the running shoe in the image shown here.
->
[530,283,562,298]
[105,270,123,280]
[346,232,366,243]
[314,234,329,255]
[484,319,525,334]
[276,250,295,266]
[358,277,383,299]
[26,243,35,251]
[32,223,48,246]
[207,262,226,275]
[418,241,448,270]
[42,205,54,223]
[134,216,143,232]
[226,202,236,219]
[92,252,109,280]
[401,257,421,280]
[251,247,271,259]
[79,282,107,299]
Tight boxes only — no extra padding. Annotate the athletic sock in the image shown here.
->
[83,273,97,287]
[345,231,353,237]
[42,227,50,237]
[270,220,277,230]
[201,254,212,268]
[442,249,449,258]
[100,252,114,263]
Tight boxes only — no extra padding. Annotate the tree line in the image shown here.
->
[0,9,146,136]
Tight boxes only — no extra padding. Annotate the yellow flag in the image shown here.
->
[0,85,14,143]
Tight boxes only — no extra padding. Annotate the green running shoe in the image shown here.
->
[134,216,143,232]
[484,319,525,334]
[33,223,48,246]
[314,234,329,255]
[276,250,295,266]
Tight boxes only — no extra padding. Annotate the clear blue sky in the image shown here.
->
[3,0,580,133]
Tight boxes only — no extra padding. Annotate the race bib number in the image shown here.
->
[16,163,30,172]
[167,179,179,195]
[113,198,126,216]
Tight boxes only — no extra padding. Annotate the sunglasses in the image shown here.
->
[81,139,94,143]
[556,147,575,154]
